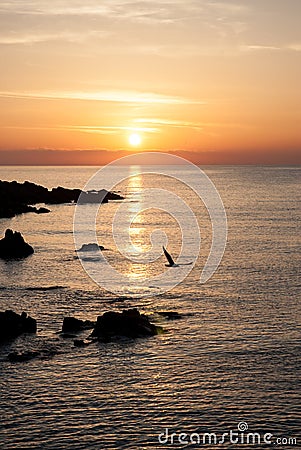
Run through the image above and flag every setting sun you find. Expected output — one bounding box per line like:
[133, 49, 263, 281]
[129, 133, 142, 147]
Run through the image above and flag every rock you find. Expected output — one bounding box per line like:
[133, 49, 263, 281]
[47, 186, 82, 204]
[91, 308, 159, 339]
[0, 180, 124, 218]
[0, 310, 37, 342]
[74, 339, 91, 347]
[77, 189, 122, 204]
[36, 207, 51, 214]
[0, 229, 34, 259]
[157, 311, 182, 320]
[8, 350, 40, 362]
[62, 316, 95, 333]
[77, 243, 105, 252]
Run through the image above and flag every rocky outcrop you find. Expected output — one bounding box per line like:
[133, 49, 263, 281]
[0, 180, 124, 218]
[0, 229, 34, 259]
[91, 308, 159, 339]
[0, 310, 37, 342]
[62, 317, 95, 333]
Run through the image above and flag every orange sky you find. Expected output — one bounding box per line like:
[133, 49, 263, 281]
[0, 0, 300, 164]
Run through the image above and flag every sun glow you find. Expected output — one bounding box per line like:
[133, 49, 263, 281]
[129, 133, 142, 146]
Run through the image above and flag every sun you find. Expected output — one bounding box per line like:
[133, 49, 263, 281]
[129, 133, 142, 146]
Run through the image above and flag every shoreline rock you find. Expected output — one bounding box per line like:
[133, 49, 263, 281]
[0, 180, 124, 219]
[0, 229, 34, 259]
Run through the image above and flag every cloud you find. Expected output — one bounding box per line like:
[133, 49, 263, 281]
[0, 0, 252, 56]
[240, 43, 301, 53]
[134, 118, 204, 130]
[240, 44, 281, 52]
[0, 30, 109, 45]
[1, 125, 159, 134]
[287, 43, 301, 52]
[0, 89, 203, 105]
[134, 118, 250, 131]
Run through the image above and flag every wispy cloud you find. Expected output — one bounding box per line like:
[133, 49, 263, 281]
[0, 0, 250, 25]
[63, 125, 159, 134]
[2, 125, 159, 134]
[0, 1, 112, 16]
[240, 44, 281, 52]
[0, 30, 109, 45]
[0, 90, 202, 105]
[240, 43, 301, 53]
[134, 118, 204, 130]
[134, 118, 251, 133]
[287, 43, 301, 52]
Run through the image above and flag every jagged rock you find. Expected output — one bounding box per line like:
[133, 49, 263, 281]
[62, 317, 95, 333]
[0, 310, 37, 342]
[77, 243, 104, 252]
[0, 229, 34, 259]
[91, 308, 159, 339]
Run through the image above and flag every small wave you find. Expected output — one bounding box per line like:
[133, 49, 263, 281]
[25, 286, 66, 291]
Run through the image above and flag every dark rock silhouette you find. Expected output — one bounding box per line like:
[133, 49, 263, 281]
[36, 207, 50, 214]
[77, 243, 105, 252]
[91, 308, 159, 339]
[8, 350, 40, 362]
[0, 229, 34, 259]
[73, 339, 91, 347]
[157, 311, 182, 320]
[0, 310, 37, 342]
[62, 316, 95, 333]
[0, 180, 124, 218]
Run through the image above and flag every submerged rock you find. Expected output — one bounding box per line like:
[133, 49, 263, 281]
[91, 308, 159, 339]
[73, 339, 91, 347]
[0, 229, 34, 259]
[77, 243, 104, 252]
[62, 316, 95, 333]
[157, 311, 182, 320]
[0, 310, 37, 342]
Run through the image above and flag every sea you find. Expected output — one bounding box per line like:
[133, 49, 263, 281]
[0, 165, 300, 449]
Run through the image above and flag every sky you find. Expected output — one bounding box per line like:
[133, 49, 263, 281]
[0, 0, 300, 164]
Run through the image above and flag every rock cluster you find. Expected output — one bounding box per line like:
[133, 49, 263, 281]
[0, 180, 123, 218]
[2, 308, 163, 363]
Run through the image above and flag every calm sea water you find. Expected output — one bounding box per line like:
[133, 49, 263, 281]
[0, 166, 300, 449]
